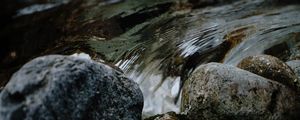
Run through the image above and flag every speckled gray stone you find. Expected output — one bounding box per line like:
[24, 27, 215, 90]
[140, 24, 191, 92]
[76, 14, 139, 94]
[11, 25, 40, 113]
[182, 63, 299, 120]
[0, 55, 143, 120]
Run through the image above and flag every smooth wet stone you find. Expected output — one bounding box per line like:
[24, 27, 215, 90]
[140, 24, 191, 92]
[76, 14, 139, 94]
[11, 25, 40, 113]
[0, 55, 143, 120]
[237, 55, 299, 90]
[182, 63, 299, 120]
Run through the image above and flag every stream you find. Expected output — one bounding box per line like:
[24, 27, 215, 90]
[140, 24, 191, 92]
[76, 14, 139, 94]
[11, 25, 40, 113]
[89, 0, 300, 117]
[1, 0, 300, 118]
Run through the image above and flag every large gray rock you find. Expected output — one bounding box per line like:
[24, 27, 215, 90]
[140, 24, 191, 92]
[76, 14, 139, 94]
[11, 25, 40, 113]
[182, 63, 299, 120]
[237, 55, 299, 90]
[0, 55, 143, 120]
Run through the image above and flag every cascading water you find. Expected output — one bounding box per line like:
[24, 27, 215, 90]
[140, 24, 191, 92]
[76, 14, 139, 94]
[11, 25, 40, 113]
[88, 0, 300, 117]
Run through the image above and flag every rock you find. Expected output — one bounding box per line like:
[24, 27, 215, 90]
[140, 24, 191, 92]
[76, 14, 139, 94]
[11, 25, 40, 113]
[182, 63, 299, 120]
[263, 42, 291, 62]
[287, 60, 300, 78]
[237, 55, 299, 90]
[0, 55, 143, 120]
[144, 111, 187, 120]
[286, 60, 300, 88]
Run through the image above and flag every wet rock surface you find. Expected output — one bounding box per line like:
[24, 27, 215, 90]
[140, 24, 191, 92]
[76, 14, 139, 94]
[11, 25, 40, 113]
[0, 55, 143, 120]
[237, 55, 299, 90]
[144, 111, 187, 120]
[182, 63, 299, 120]
[263, 42, 292, 61]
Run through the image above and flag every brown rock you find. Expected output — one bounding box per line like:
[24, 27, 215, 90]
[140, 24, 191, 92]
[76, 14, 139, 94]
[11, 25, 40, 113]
[144, 112, 187, 120]
[182, 63, 299, 120]
[237, 55, 299, 90]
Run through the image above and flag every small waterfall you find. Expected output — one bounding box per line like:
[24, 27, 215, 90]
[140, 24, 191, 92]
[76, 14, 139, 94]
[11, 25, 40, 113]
[88, 0, 300, 117]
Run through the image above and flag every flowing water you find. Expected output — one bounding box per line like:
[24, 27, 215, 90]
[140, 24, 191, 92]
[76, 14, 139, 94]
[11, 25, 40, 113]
[4, 0, 299, 117]
[88, 0, 300, 117]
[15, 0, 70, 17]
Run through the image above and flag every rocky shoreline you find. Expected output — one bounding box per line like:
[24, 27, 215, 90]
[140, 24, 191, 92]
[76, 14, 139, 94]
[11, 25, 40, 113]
[1, 0, 300, 119]
[0, 54, 300, 119]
